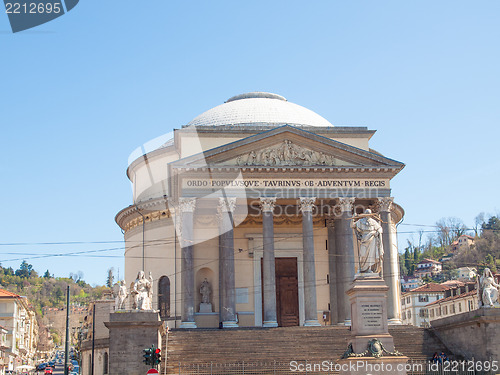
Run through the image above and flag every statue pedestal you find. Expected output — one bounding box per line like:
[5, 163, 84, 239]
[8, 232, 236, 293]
[347, 274, 394, 352]
[199, 303, 212, 313]
[340, 274, 408, 375]
[105, 311, 163, 375]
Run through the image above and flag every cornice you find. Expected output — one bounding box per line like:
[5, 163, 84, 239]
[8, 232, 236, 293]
[115, 197, 171, 231]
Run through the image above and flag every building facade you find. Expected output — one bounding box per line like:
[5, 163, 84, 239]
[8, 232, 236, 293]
[115, 92, 406, 328]
[0, 289, 38, 372]
[401, 283, 449, 327]
[400, 275, 423, 292]
[79, 300, 112, 375]
[0, 325, 8, 375]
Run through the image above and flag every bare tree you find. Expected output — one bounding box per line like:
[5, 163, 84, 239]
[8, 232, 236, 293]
[474, 212, 486, 237]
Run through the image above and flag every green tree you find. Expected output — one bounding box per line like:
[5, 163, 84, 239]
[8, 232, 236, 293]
[43, 270, 51, 279]
[404, 248, 411, 274]
[15, 260, 34, 278]
[106, 268, 114, 288]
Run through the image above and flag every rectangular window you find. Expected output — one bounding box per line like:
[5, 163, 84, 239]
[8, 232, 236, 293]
[459, 303, 462, 312]
[430, 309, 434, 318]
[419, 295, 429, 303]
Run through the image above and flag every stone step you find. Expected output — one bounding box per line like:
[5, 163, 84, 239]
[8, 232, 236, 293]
[162, 326, 450, 374]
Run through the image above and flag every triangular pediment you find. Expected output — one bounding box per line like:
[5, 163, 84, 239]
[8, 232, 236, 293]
[170, 125, 404, 171]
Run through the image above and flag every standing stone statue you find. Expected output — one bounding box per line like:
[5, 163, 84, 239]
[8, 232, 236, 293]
[478, 268, 500, 308]
[200, 278, 211, 304]
[130, 270, 154, 310]
[199, 278, 213, 313]
[114, 280, 128, 310]
[351, 209, 384, 274]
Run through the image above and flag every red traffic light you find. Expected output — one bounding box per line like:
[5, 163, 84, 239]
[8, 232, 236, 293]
[155, 348, 161, 354]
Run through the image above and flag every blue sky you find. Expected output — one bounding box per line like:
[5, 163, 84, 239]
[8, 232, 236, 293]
[1, 1, 499, 285]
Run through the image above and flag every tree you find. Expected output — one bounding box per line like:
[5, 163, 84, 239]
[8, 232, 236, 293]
[15, 260, 34, 278]
[43, 270, 51, 279]
[485, 254, 497, 273]
[106, 268, 114, 288]
[404, 248, 411, 275]
[474, 212, 486, 237]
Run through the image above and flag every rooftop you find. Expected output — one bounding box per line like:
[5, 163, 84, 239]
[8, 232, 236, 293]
[0, 289, 20, 298]
[407, 283, 450, 293]
[426, 290, 477, 306]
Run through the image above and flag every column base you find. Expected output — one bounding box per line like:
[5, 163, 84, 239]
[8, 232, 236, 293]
[222, 321, 239, 328]
[263, 320, 278, 328]
[388, 318, 402, 325]
[304, 320, 321, 327]
[179, 321, 197, 329]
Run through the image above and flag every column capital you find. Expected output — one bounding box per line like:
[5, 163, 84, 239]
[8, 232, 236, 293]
[259, 197, 276, 213]
[299, 197, 316, 213]
[338, 197, 355, 213]
[178, 197, 196, 213]
[218, 197, 236, 213]
[377, 197, 394, 212]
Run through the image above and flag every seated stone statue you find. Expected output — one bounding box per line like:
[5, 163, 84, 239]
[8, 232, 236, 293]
[130, 270, 154, 310]
[479, 268, 500, 308]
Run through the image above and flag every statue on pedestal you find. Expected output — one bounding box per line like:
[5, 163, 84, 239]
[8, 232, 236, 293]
[478, 268, 500, 308]
[199, 278, 212, 313]
[131, 270, 153, 310]
[114, 280, 128, 310]
[351, 209, 384, 274]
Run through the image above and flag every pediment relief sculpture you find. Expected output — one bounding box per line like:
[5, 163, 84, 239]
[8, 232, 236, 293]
[235, 139, 338, 166]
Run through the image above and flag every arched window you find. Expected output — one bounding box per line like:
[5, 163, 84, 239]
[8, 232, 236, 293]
[158, 276, 170, 319]
[103, 352, 109, 374]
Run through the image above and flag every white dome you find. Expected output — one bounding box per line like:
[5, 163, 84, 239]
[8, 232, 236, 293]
[186, 92, 333, 128]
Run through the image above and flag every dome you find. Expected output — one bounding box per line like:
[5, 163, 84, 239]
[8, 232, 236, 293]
[186, 92, 333, 128]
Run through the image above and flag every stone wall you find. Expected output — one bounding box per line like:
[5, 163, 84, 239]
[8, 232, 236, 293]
[430, 308, 500, 361]
[105, 311, 162, 375]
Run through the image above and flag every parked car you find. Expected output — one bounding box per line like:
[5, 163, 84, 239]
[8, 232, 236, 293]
[37, 363, 47, 371]
[44, 367, 53, 375]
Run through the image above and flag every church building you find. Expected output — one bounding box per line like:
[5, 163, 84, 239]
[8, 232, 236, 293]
[115, 92, 405, 329]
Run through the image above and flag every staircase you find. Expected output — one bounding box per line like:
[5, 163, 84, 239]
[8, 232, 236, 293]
[163, 326, 449, 374]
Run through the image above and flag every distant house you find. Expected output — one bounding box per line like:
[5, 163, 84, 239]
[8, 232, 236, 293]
[400, 275, 423, 292]
[414, 259, 442, 278]
[451, 235, 475, 252]
[401, 283, 449, 327]
[456, 266, 477, 281]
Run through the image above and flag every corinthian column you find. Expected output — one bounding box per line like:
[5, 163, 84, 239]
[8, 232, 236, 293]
[326, 218, 338, 325]
[260, 197, 278, 327]
[218, 197, 238, 328]
[378, 197, 402, 324]
[179, 197, 197, 328]
[336, 197, 355, 325]
[300, 197, 321, 326]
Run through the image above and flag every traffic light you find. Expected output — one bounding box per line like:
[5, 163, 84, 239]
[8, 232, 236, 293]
[153, 348, 161, 367]
[143, 348, 153, 366]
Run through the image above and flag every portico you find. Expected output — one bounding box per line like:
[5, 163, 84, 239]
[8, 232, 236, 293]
[115, 92, 406, 329]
